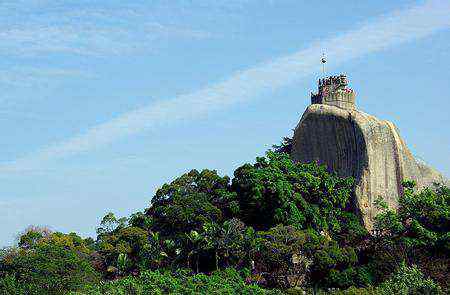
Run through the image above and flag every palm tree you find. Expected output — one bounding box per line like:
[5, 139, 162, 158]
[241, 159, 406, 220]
[185, 230, 202, 272]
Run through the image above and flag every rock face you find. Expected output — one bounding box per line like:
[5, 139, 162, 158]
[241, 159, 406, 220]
[291, 75, 447, 229]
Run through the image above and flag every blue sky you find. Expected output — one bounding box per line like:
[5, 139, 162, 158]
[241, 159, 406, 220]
[1, 0, 449, 246]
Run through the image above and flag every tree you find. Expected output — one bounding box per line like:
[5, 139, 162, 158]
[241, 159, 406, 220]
[96, 225, 151, 275]
[200, 218, 254, 271]
[272, 136, 293, 154]
[232, 151, 364, 240]
[254, 225, 313, 288]
[96, 212, 128, 236]
[377, 263, 442, 295]
[371, 181, 450, 290]
[17, 225, 51, 249]
[146, 169, 239, 238]
[0, 229, 100, 294]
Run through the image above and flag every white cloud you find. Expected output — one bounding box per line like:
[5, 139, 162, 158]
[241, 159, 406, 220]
[0, 23, 209, 57]
[0, 2, 213, 102]
[1, 0, 449, 173]
[0, 2, 212, 57]
[0, 67, 95, 88]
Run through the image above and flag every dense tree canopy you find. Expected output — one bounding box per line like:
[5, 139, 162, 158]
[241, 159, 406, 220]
[0, 227, 100, 294]
[0, 145, 447, 294]
[369, 181, 450, 290]
[232, 152, 366, 240]
[147, 169, 239, 237]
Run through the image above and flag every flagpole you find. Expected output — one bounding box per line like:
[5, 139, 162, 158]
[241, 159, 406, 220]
[321, 53, 326, 76]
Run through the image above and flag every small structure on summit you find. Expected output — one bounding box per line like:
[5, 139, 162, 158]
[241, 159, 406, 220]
[311, 74, 356, 110]
[291, 74, 448, 230]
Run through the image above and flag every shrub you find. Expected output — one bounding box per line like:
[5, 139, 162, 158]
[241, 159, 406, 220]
[71, 268, 282, 295]
[377, 263, 442, 295]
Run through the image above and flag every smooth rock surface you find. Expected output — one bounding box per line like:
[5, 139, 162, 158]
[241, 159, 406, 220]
[291, 104, 448, 229]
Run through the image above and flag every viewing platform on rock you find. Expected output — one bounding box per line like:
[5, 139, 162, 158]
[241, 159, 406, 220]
[311, 74, 356, 110]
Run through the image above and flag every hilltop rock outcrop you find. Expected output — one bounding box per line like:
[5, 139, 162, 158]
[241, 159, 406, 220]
[291, 75, 447, 229]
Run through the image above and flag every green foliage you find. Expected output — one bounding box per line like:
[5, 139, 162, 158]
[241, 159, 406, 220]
[323, 286, 379, 295]
[377, 263, 442, 295]
[197, 218, 255, 270]
[1, 138, 448, 294]
[96, 215, 157, 274]
[371, 182, 450, 289]
[117, 253, 128, 275]
[148, 169, 239, 237]
[288, 265, 440, 294]
[128, 211, 153, 231]
[71, 268, 282, 295]
[374, 182, 449, 251]
[0, 274, 26, 295]
[0, 229, 100, 295]
[232, 152, 363, 239]
[96, 212, 128, 236]
[17, 226, 51, 249]
[230, 152, 369, 289]
[255, 225, 312, 273]
[272, 136, 293, 154]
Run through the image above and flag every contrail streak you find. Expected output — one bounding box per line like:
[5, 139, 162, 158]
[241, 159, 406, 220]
[2, 0, 449, 172]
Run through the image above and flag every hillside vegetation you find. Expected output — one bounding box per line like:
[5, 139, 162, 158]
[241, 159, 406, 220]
[1, 144, 448, 294]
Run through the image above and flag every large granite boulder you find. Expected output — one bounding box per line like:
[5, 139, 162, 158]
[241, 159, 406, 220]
[291, 75, 447, 229]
